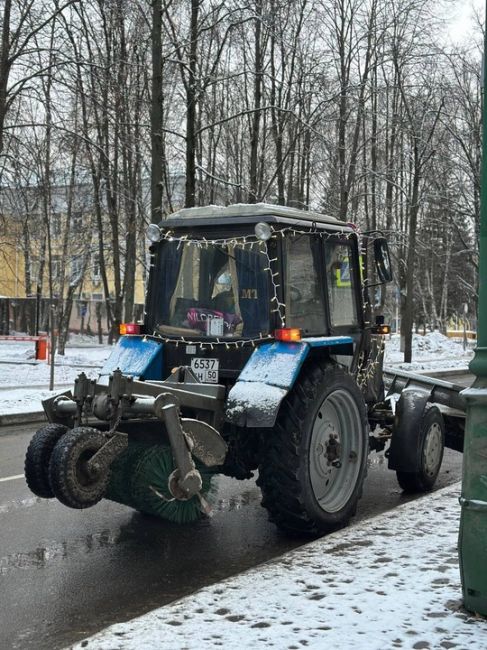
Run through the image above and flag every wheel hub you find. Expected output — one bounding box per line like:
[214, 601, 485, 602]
[76, 450, 99, 486]
[325, 433, 341, 465]
[314, 423, 340, 479]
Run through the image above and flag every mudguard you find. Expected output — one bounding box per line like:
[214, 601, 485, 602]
[387, 388, 431, 472]
[100, 336, 164, 380]
[226, 336, 353, 427]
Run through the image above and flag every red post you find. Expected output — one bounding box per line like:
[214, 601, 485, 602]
[35, 337, 47, 361]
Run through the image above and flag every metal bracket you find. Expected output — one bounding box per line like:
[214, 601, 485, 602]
[459, 497, 487, 512]
[86, 432, 128, 477]
[107, 369, 134, 429]
[43, 391, 75, 426]
[154, 394, 202, 499]
[73, 372, 95, 426]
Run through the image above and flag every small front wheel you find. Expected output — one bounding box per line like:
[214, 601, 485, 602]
[258, 363, 368, 536]
[396, 405, 445, 493]
[49, 427, 109, 509]
[25, 423, 68, 498]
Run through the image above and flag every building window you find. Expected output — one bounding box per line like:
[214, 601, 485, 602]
[51, 213, 61, 237]
[72, 211, 83, 233]
[30, 259, 40, 284]
[51, 255, 61, 280]
[92, 252, 100, 281]
[70, 255, 83, 282]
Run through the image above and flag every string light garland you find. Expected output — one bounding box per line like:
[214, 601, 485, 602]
[263, 240, 285, 327]
[145, 332, 274, 350]
[158, 225, 355, 247]
[146, 223, 393, 421]
[356, 339, 386, 390]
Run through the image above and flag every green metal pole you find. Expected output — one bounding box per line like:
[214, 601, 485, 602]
[459, 1, 487, 616]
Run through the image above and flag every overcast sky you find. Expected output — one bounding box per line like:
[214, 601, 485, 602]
[448, 0, 484, 43]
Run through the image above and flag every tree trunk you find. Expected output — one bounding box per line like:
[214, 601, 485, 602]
[58, 283, 77, 355]
[0, 0, 12, 155]
[248, 0, 263, 204]
[151, 0, 164, 222]
[185, 0, 199, 208]
[401, 160, 420, 363]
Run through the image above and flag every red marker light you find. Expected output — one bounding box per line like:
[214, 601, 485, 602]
[274, 328, 302, 342]
[120, 323, 141, 335]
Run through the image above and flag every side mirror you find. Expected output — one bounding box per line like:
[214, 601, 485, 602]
[373, 238, 393, 283]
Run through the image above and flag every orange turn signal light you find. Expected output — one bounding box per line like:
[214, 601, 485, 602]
[274, 328, 302, 342]
[120, 323, 141, 335]
[374, 324, 391, 336]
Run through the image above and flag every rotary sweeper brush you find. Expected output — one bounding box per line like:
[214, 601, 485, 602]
[25, 204, 454, 535]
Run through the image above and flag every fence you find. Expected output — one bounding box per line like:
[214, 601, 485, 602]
[0, 297, 144, 337]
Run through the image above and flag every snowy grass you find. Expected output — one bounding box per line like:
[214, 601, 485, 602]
[0, 339, 112, 414]
[384, 331, 472, 371]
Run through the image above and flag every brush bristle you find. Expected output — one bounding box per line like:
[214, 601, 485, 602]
[106, 441, 215, 523]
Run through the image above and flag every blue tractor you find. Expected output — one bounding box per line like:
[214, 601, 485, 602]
[24, 203, 410, 536]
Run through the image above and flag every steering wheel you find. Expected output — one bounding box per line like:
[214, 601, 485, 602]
[289, 285, 302, 302]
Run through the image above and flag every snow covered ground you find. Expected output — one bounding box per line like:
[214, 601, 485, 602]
[0, 338, 111, 414]
[70, 483, 487, 650]
[384, 331, 473, 371]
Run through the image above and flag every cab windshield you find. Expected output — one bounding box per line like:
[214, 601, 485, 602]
[151, 240, 271, 339]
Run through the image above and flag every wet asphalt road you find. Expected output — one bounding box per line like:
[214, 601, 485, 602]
[0, 424, 463, 650]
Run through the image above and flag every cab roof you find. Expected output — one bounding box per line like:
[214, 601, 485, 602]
[161, 203, 353, 232]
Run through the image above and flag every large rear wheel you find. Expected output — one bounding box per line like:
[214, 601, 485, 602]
[257, 363, 368, 536]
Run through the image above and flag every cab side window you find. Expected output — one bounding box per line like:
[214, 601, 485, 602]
[285, 235, 326, 334]
[324, 241, 358, 327]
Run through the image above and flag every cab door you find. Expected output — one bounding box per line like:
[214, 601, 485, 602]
[322, 236, 364, 371]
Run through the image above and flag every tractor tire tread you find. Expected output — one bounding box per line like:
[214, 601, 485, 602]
[25, 423, 68, 498]
[396, 404, 445, 494]
[49, 427, 108, 509]
[257, 362, 367, 536]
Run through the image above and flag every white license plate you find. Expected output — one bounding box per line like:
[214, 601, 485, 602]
[190, 358, 219, 383]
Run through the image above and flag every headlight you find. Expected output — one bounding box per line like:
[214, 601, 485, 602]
[255, 222, 272, 241]
[146, 223, 161, 243]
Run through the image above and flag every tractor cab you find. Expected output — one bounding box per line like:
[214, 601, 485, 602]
[143, 203, 374, 385]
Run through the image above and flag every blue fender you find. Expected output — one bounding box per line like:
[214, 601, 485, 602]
[100, 336, 164, 380]
[226, 336, 353, 427]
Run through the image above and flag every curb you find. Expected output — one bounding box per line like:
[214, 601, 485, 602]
[0, 411, 46, 429]
[0, 383, 72, 392]
[0, 359, 100, 368]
